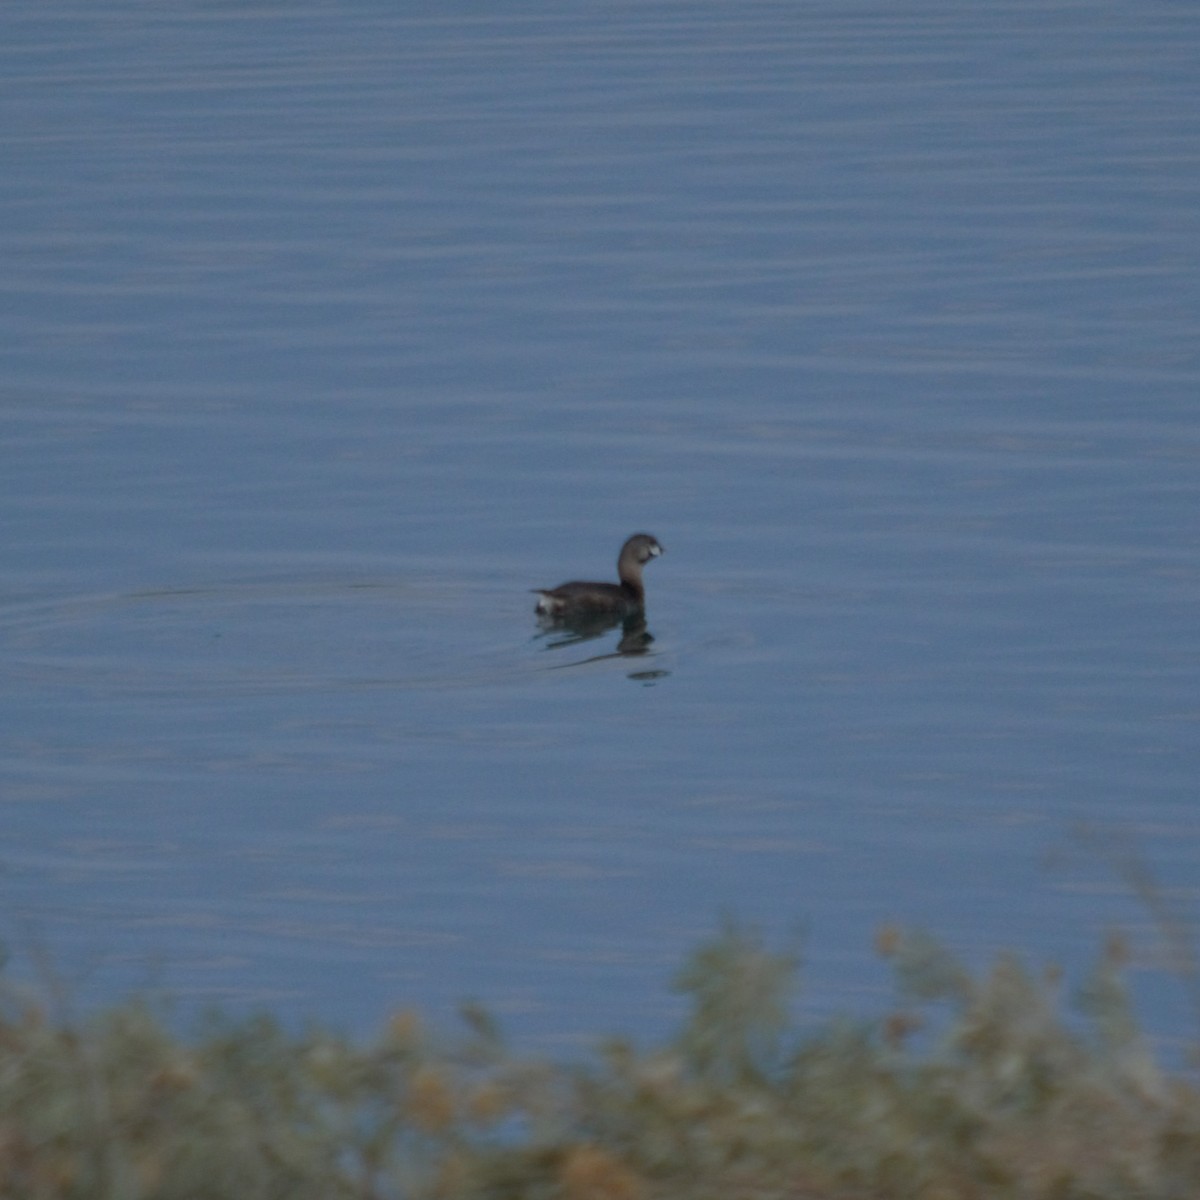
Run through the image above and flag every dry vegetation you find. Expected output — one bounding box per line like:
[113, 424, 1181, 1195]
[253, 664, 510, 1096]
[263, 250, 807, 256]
[0, 923, 1197, 1199]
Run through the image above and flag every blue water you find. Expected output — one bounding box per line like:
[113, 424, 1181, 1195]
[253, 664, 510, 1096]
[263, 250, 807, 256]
[3, 2, 1198, 1052]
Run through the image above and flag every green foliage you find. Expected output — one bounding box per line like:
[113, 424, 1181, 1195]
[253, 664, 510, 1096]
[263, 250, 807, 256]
[671, 917, 799, 1085]
[0, 925, 1197, 1199]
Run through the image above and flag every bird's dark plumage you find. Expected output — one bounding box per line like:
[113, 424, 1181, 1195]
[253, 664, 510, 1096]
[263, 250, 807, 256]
[532, 533, 664, 620]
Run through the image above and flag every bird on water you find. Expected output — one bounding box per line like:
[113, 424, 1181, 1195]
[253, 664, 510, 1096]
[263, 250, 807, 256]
[532, 533, 664, 620]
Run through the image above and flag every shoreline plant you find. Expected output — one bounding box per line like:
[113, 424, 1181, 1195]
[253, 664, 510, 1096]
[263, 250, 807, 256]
[0, 923, 1196, 1199]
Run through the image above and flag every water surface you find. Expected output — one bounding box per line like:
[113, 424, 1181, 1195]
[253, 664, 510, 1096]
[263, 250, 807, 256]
[3, 2, 1199, 1050]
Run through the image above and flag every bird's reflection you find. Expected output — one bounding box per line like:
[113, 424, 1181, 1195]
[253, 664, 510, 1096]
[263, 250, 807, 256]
[535, 611, 668, 679]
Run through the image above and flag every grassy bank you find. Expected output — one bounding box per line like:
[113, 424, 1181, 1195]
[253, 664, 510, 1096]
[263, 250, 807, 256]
[0, 924, 1197, 1199]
